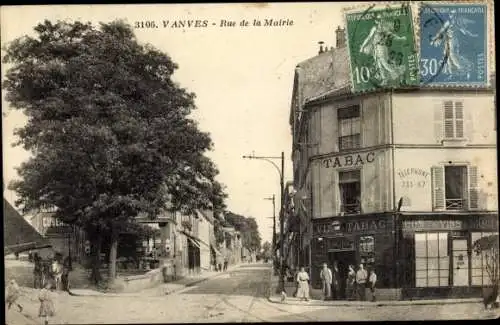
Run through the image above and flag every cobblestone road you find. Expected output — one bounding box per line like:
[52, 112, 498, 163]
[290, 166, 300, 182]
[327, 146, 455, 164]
[5, 263, 499, 324]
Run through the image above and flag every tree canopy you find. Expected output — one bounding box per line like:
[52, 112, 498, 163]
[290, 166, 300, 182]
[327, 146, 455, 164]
[3, 19, 227, 279]
[223, 211, 261, 253]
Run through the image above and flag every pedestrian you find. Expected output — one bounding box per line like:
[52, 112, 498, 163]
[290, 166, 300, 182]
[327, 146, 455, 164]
[33, 253, 43, 289]
[319, 263, 332, 300]
[331, 261, 340, 300]
[6, 279, 23, 312]
[368, 269, 377, 302]
[61, 255, 72, 292]
[295, 266, 310, 301]
[223, 256, 228, 271]
[355, 264, 368, 301]
[346, 264, 356, 300]
[38, 282, 56, 325]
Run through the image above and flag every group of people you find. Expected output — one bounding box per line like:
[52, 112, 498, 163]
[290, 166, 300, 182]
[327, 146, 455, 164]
[32, 252, 72, 292]
[215, 256, 229, 272]
[323, 262, 377, 302]
[292, 262, 377, 302]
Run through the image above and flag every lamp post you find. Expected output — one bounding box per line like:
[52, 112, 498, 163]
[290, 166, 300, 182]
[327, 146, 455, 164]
[243, 151, 285, 293]
[264, 194, 277, 275]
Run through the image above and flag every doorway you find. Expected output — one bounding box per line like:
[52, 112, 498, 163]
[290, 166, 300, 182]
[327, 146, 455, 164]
[328, 250, 356, 299]
[452, 238, 469, 286]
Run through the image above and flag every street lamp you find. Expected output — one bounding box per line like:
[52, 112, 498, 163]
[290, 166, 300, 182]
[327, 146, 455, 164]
[243, 151, 285, 293]
[264, 195, 277, 275]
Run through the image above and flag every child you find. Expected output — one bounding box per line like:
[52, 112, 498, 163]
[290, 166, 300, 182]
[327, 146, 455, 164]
[6, 279, 23, 312]
[39, 282, 55, 325]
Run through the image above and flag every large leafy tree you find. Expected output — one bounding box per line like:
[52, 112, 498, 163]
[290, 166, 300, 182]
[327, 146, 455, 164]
[3, 20, 226, 282]
[224, 211, 261, 253]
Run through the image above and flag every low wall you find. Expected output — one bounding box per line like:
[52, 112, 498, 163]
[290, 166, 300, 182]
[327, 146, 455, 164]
[119, 268, 164, 293]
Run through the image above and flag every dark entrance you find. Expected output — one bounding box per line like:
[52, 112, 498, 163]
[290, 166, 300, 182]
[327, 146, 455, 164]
[328, 250, 356, 299]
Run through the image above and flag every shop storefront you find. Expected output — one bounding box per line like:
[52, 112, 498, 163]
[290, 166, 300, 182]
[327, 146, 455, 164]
[398, 213, 498, 299]
[311, 213, 396, 299]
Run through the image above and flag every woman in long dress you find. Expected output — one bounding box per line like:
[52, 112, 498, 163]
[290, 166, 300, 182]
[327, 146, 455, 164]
[295, 267, 310, 301]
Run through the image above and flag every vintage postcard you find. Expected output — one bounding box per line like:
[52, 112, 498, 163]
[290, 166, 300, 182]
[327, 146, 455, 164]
[2, 2, 498, 324]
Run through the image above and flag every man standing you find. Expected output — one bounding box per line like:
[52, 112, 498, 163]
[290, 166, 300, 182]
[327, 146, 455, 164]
[319, 263, 332, 301]
[368, 269, 377, 302]
[356, 264, 368, 301]
[331, 261, 340, 300]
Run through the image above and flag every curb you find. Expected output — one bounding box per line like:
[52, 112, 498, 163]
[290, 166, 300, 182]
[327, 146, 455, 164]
[266, 297, 483, 307]
[69, 264, 242, 297]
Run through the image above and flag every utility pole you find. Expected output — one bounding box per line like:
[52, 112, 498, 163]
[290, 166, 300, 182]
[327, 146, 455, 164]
[243, 151, 286, 293]
[264, 194, 277, 275]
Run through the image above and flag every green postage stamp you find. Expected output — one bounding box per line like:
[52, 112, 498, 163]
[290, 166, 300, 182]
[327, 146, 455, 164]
[345, 4, 419, 92]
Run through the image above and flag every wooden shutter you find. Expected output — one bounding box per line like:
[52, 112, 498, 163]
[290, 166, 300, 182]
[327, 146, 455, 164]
[444, 101, 454, 138]
[468, 166, 479, 209]
[454, 101, 464, 138]
[432, 166, 445, 210]
[434, 102, 444, 143]
[464, 103, 474, 141]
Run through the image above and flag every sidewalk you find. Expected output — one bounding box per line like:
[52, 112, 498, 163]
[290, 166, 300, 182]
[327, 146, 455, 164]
[267, 272, 483, 307]
[70, 264, 241, 297]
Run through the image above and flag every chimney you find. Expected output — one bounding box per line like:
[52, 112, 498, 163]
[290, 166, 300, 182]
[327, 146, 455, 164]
[318, 41, 324, 54]
[336, 26, 346, 48]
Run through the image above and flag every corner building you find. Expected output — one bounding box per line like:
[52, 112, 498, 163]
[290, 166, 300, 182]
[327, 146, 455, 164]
[289, 27, 497, 300]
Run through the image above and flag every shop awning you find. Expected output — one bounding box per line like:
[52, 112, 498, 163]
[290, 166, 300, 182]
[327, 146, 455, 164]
[180, 229, 211, 249]
[187, 236, 201, 248]
[3, 199, 52, 255]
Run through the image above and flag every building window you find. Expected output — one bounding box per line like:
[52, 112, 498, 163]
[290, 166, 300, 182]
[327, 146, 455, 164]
[415, 232, 449, 287]
[444, 101, 464, 139]
[359, 236, 375, 267]
[431, 165, 479, 210]
[471, 232, 496, 286]
[339, 170, 361, 214]
[338, 105, 361, 151]
[444, 166, 467, 210]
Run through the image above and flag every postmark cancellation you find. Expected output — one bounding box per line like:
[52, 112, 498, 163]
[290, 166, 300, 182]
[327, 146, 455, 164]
[419, 1, 489, 87]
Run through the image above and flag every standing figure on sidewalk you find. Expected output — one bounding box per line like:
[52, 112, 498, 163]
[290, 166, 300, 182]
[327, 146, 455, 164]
[346, 265, 356, 300]
[6, 279, 23, 312]
[331, 262, 340, 300]
[38, 282, 55, 325]
[319, 263, 332, 301]
[223, 256, 228, 271]
[296, 266, 310, 301]
[61, 255, 72, 292]
[33, 253, 43, 289]
[355, 264, 368, 301]
[368, 269, 377, 302]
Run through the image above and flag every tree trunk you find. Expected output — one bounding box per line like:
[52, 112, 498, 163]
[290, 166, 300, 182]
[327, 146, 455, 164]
[90, 234, 102, 285]
[108, 226, 119, 282]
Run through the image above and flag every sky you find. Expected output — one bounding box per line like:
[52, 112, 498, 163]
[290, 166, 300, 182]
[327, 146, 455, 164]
[1, 3, 347, 244]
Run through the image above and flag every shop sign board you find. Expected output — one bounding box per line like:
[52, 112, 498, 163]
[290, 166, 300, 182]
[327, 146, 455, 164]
[313, 216, 392, 237]
[402, 215, 498, 232]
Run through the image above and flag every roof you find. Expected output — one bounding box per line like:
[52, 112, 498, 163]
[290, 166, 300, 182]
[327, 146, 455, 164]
[3, 198, 52, 255]
[289, 46, 350, 136]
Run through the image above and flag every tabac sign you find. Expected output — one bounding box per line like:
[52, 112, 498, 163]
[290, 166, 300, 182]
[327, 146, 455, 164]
[313, 216, 392, 237]
[322, 151, 376, 169]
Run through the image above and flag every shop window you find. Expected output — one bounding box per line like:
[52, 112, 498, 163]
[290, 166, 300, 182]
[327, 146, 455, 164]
[338, 105, 361, 151]
[359, 236, 375, 268]
[415, 232, 449, 287]
[431, 165, 479, 210]
[471, 232, 496, 286]
[339, 170, 361, 214]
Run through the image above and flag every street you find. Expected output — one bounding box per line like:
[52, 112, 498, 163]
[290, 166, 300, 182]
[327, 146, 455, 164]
[5, 263, 499, 324]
